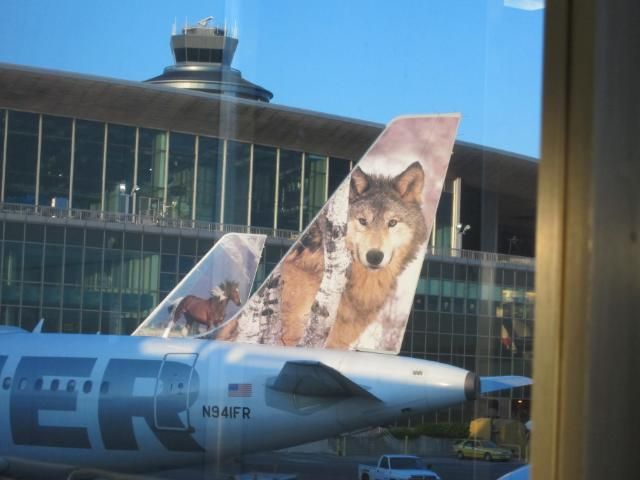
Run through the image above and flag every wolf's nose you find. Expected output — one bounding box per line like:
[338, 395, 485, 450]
[366, 250, 384, 266]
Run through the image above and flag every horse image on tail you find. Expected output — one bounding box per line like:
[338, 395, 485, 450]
[167, 280, 242, 335]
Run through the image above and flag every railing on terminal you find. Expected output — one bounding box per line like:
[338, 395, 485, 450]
[426, 245, 535, 267]
[0, 202, 535, 266]
[0, 202, 299, 241]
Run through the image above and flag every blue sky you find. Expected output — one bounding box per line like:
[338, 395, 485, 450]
[0, 0, 544, 157]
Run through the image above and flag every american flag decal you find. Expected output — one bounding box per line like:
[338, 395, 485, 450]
[228, 383, 252, 397]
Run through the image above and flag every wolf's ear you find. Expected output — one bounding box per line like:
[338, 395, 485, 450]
[393, 162, 424, 202]
[350, 166, 370, 201]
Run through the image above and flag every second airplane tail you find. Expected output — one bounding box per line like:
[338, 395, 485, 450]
[132, 233, 266, 338]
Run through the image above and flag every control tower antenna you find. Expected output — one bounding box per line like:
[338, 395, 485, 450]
[197, 16, 214, 27]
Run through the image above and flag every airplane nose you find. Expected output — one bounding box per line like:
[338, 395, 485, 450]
[464, 371, 480, 401]
[366, 249, 384, 266]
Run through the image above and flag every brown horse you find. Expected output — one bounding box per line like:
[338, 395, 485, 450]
[169, 280, 241, 335]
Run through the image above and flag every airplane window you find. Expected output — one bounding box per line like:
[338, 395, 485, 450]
[51, 379, 59, 391]
[67, 379, 76, 392]
[34, 378, 43, 391]
[83, 380, 92, 393]
[18, 378, 27, 390]
[1, 377, 10, 390]
[100, 381, 109, 394]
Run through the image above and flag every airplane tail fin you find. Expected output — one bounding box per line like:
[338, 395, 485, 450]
[132, 233, 266, 338]
[204, 115, 460, 353]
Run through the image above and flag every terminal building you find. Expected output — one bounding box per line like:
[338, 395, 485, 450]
[0, 20, 536, 423]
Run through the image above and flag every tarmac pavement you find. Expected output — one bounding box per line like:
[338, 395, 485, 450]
[161, 452, 526, 480]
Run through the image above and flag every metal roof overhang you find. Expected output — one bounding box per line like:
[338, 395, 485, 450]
[0, 63, 382, 160]
[0, 63, 538, 202]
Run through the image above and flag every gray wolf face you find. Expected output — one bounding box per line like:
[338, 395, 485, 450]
[347, 162, 427, 270]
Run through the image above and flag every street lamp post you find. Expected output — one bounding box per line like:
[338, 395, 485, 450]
[456, 223, 471, 252]
[118, 183, 140, 216]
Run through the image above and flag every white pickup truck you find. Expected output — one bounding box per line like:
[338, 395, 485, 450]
[358, 454, 441, 480]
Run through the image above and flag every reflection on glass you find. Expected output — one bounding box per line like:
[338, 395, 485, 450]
[103, 249, 122, 290]
[63, 286, 81, 308]
[5, 111, 38, 204]
[64, 246, 83, 285]
[251, 145, 276, 228]
[39, 115, 72, 207]
[328, 157, 351, 197]
[137, 128, 167, 216]
[105, 124, 135, 213]
[84, 247, 102, 290]
[277, 149, 302, 230]
[122, 249, 142, 292]
[402, 258, 535, 420]
[44, 245, 63, 284]
[436, 190, 453, 248]
[23, 243, 43, 283]
[167, 132, 195, 219]
[61, 309, 80, 333]
[223, 141, 250, 225]
[0, 217, 193, 332]
[73, 119, 104, 210]
[303, 153, 327, 226]
[2, 242, 23, 283]
[0, 110, 5, 189]
[195, 136, 222, 222]
[81, 312, 100, 334]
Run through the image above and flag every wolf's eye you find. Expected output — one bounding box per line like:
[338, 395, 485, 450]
[358, 218, 367, 226]
[388, 219, 398, 227]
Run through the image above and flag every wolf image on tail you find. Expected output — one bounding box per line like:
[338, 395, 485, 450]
[211, 115, 459, 353]
[280, 161, 427, 348]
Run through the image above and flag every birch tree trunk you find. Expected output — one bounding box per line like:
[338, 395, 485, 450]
[299, 183, 351, 347]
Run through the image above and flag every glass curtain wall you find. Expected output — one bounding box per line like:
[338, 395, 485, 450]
[405, 259, 534, 422]
[277, 149, 302, 231]
[137, 128, 167, 216]
[327, 157, 351, 197]
[4, 111, 38, 204]
[435, 191, 453, 249]
[104, 124, 135, 213]
[251, 145, 277, 228]
[23, 228, 44, 328]
[39, 115, 72, 207]
[167, 132, 195, 219]
[0, 112, 347, 232]
[302, 153, 327, 227]
[0, 222, 203, 335]
[63, 227, 83, 333]
[195, 136, 222, 223]
[223, 140, 250, 225]
[72, 119, 104, 210]
[2, 223, 24, 327]
[0, 110, 5, 188]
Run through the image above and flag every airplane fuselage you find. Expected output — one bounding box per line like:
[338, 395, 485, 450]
[0, 330, 472, 473]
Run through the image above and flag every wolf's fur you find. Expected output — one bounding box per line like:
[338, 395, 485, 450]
[279, 161, 427, 348]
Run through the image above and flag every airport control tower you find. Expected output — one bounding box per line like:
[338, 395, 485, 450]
[145, 16, 273, 102]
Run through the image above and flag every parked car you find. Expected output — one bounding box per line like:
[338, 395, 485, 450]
[358, 454, 441, 480]
[453, 439, 512, 461]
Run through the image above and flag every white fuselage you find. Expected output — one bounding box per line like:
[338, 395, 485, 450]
[0, 332, 470, 473]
